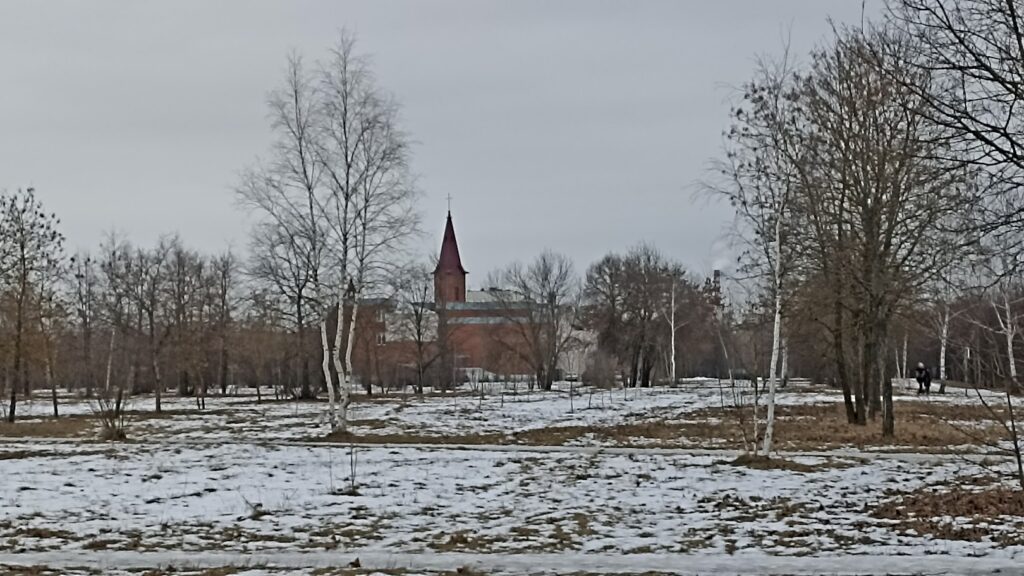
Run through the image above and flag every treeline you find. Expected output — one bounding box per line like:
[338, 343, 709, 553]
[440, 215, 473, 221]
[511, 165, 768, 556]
[712, 0, 1024, 441]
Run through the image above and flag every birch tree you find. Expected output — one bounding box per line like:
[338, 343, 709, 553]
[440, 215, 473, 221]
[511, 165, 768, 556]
[715, 48, 802, 455]
[315, 32, 418, 429]
[243, 34, 418, 430]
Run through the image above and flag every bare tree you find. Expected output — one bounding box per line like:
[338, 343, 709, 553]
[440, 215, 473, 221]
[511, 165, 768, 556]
[389, 263, 439, 394]
[237, 51, 330, 400]
[211, 251, 239, 396]
[128, 240, 173, 413]
[241, 33, 418, 430]
[789, 24, 972, 436]
[70, 253, 99, 397]
[890, 0, 1024, 210]
[0, 188, 65, 422]
[314, 32, 419, 429]
[489, 251, 582, 391]
[713, 44, 803, 455]
[246, 220, 321, 398]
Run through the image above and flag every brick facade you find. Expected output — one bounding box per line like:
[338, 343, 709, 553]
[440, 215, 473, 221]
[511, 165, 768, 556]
[348, 212, 536, 389]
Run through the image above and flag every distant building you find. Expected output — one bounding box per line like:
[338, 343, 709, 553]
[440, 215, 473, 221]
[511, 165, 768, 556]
[349, 211, 537, 389]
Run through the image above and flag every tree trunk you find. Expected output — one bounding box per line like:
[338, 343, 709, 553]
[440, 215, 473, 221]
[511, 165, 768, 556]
[7, 388, 15, 423]
[669, 283, 676, 385]
[219, 338, 228, 396]
[320, 317, 336, 428]
[762, 237, 783, 456]
[47, 351, 58, 418]
[338, 296, 360, 433]
[939, 306, 949, 394]
[15, 274, 27, 398]
[151, 351, 162, 413]
[84, 325, 94, 398]
[894, 347, 902, 381]
[901, 333, 908, 387]
[882, 356, 894, 437]
[834, 295, 856, 424]
[857, 325, 874, 426]
[780, 338, 789, 388]
[297, 301, 312, 399]
[1007, 293, 1015, 387]
[869, 339, 882, 422]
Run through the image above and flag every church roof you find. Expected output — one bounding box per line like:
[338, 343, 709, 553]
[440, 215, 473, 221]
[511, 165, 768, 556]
[434, 211, 466, 275]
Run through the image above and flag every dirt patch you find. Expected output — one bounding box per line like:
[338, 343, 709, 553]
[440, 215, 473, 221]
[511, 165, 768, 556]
[876, 487, 1024, 519]
[6, 526, 76, 540]
[319, 397, 1011, 452]
[0, 450, 53, 460]
[720, 453, 820, 473]
[428, 529, 504, 552]
[346, 418, 393, 430]
[677, 401, 1009, 451]
[323, 430, 506, 445]
[0, 566, 95, 576]
[0, 417, 95, 439]
[874, 487, 1024, 545]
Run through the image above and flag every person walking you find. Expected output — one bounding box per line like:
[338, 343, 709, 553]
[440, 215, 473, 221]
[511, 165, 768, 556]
[915, 362, 932, 395]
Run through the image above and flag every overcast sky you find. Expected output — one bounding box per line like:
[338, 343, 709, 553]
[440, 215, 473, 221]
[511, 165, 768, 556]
[0, 1, 880, 286]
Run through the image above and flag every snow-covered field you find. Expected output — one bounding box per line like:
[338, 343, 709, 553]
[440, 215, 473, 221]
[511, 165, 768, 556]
[3, 381, 1023, 575]
[4, 380, 853, 442]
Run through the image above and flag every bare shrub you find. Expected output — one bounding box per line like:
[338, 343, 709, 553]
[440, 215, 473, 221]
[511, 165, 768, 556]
[92, 388, 127, 441]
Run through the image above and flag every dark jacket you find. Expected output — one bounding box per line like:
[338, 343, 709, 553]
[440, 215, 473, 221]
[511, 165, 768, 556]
[915, 367, 932, 387]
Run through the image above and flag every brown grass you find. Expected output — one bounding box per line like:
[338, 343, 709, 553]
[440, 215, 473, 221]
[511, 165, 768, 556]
[323, 430, 507, 445]
[0, 417, 94, 439]
[6, 526, 75, 540]
[607, 400, 1009, 451]
[0, 566, 70, 576]
[0, 450, 52, 460]
[721, 453, 819, 473]
[873, 487, 1024, 545]
[876, 487, 1024, 519]
[315, 397, 1011, 452]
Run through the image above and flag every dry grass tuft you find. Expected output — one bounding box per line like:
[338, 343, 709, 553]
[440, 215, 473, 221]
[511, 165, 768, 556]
[874, 487, 1024, 545]
[722, 453, 819, 473]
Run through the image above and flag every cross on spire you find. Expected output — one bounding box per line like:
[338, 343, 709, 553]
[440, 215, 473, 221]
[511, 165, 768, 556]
[446, 193, 453, 212]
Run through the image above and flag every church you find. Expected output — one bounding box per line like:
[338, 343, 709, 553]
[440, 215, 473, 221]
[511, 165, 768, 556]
[348, 211, 540, 390]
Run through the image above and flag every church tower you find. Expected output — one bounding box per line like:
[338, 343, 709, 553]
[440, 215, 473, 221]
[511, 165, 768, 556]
[434, 211, 467, 304]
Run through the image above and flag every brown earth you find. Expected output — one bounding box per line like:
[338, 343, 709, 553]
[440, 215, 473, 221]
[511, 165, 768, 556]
[324, 400, 1012, 452]
[873, 487, 1024, 545]
[0, 417, 95, 439]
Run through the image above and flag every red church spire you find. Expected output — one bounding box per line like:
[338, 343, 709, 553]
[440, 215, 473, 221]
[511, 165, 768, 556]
[434, 211, 466, 275]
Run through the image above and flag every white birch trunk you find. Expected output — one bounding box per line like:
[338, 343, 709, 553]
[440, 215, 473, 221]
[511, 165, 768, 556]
[105, 329, 116, 393]
[964, 346, 971, 386]
[340, 298, 360, 432]
[761, 215, 783, 457]
[320, 318, 336, 428]
[894, 348, 902, 381]
[331, 297, 346, 429]
[939, 305, 949, 382]
[1007, 294, 1018, 384]
[669, 283, 676, 385]
[901, 334, 908, 385]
